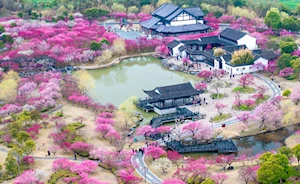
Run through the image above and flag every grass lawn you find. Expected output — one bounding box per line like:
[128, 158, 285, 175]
[232, 104, 255, 111]
[232, 86, 256, 93]
[212, 113, 232, 122]
[210, 93, 224, 99]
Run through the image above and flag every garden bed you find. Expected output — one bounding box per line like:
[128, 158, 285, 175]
[212, 113, 232, 122]
[210, 93, 225, 99]
[232, 86, 256, 93]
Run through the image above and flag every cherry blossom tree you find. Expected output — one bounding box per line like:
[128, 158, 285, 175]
[279, 67, 294, 77]
[155, 45, 169, 58]
[152, 157, 172, 173]
[210, 81, 225, 98]
[233, 92, 242, 108]
[239, 74, 254, 88]
[215, 103, 227, 115]
[212, 69, 226, 81]
[239, 166, 259, 184]
[155, 126, 171, 135]
[105, 129, 121, 144]
[145, 146, 166, 160]
[70, 142, 92, 155]
[14, 170, 44, 184]
[95, 124, 113, 137]
[167, 150, 182, 168]
[136, 125, 155, 138]
[198, 70, 213, 82]
[253, 102, 283, 130]
[182, 121, 201, 137]
[212, 173, 228, 184]
[237, 112, 251, 127]
[162, 178, 185, 184]
[96, 117, 114, 126]
[215, 154, 235, 171]
[195, 82, 207, 91]
[48, 145, 60, 155]
[117, 168, 142, 184]
[242, 99, 255, 108]
[290, 86, 300, 105]
[256, 85, 268, 100]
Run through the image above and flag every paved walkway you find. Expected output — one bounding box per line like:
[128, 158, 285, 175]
[132, 72, 281, 184]
[75, 52, 155, 70]
[132, 154, 162, 184]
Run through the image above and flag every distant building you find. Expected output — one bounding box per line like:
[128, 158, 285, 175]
[140, 3, 210, 37]
[167, 28, 279, 75]
[137, 82, 203, 115]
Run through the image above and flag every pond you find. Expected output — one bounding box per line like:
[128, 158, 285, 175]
[87, 56, 199, 106]
[184, 124, 300, 159]
[87, 56, 199, 125]
[233, 124, 300, 156]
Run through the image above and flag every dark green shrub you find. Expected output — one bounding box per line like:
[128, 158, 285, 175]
[69, 14, 74, 21]
[17, 12, 23, 18]
[287, 74, 297, 80]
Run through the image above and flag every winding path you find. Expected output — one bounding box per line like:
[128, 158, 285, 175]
[132, 73, 281, 184]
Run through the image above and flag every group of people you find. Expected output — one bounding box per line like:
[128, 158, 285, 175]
[133, 148, 145, 156]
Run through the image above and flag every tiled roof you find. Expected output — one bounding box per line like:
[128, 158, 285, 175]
[152, 3, 180, 18]
[220, 28, 247, 41]
[223, 45, 247, 53]
[167, 40, 181, 48]
[140, 17, 161, 29]
[156, 23, 210, 34]
[252, 49, 280, 60]
[185, 49, 216, 60]
[184, 7, 205, 17]
[144, 82, 202, 101]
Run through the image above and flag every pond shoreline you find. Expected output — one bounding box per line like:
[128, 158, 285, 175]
[75, 52, 155, 70]
[232, 123, 300, 140]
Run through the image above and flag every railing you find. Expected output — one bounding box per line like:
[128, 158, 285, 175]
[150, 108, 199, 128]
[166, 139, 237, 154]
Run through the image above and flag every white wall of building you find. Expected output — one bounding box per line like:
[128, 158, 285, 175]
[170, 20, 197, 26]
[180, 50, 187, 58]
[237, 35, 257, 50]
[254, 57, 268, 67]
[224, 64, 253, 75]
[170, 12, 199, 26]
[154, 107, 177, 115]
[197, 20, 204, 24]
[171, 43, 184, 57]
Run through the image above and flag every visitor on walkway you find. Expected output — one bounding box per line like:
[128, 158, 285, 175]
[48, 151, 51, 156]
[74, 153, 77, 160]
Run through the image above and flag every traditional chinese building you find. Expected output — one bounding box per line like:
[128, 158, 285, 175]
[137, 82, 203, 115]
[140, 3, 210, 37]
[167, 28, 279, 75]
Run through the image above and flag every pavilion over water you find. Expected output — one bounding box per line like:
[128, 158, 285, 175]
[137, 82, 203, 115]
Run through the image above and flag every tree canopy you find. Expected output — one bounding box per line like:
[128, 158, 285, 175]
[230, 49, 255, 66]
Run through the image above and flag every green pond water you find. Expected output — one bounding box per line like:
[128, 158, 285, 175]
[87, 56, 199, 106]
[86, 56, 199, 124]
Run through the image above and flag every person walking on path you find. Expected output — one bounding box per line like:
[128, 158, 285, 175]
[47, 151, 51, 156]
[74, 153, 77, 160]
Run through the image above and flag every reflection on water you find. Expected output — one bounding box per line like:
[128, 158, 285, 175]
[233, 124, 300, 156]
